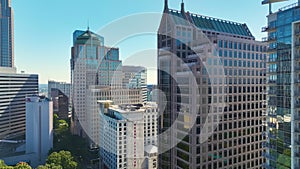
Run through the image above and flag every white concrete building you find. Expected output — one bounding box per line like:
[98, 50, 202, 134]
[86, 86, 143, 147]
[144, 145, 158, 169]
[25, 95, 53, 167]
[99, 101, 158, 169]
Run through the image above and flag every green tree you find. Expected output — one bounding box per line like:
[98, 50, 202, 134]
[0, 160, 13, 169]
[53, 114, 59, 128]
[36, 163, 62, 169]
[46, 151, 77, 169]
[13, 162, 32, 169]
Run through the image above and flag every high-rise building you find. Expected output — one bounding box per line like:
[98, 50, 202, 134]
[0, 0, 14, 67]
[262, 1, 300, 168]
[99, 101, 158, 169]
[86, 86, 144, 147]
[25, 95, 53, 167]
[70, 29, 122, 137]
[158, 1, 267, 168]
[122, 66, 147, 103]
[0, 67, 38, 140]
[48, 80, 71, 101]
[51, 88, 69, 119]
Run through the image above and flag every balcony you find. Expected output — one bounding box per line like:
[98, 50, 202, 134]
[261, 25, 276, 33]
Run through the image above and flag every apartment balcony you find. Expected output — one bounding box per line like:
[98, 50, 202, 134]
[261, 25, 276, 33]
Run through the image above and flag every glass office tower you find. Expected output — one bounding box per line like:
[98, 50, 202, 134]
[158, 1, 267, 168]
[262, 0, 300, 168]
[0, 0, 13, 67]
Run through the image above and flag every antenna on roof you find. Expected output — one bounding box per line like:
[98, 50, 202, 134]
[164, 0, 169, 13]
[87, 19, 90, 31]
[181, 0, 185, 14]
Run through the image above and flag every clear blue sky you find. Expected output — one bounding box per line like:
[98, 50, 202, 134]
[11, 0, 298, 84]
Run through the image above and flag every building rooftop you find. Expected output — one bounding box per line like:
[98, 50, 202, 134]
[166, 2, 254, 38]
[144, 145, 158, 154]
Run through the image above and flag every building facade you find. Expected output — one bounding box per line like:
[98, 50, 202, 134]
[48, 80, 71, 101]
[99, 101, 158, 169]
[158, 1, 267, 169]
[86, 86, 143, 147]
[262, 1, 300, 168]
[50, 88, 69, 119]
[122, 66, 147, 103]
[25, 95, 53, 167]
[0, 0, 14, 68]
[0, 68, 38, 140]
[70, 29, 122, 137]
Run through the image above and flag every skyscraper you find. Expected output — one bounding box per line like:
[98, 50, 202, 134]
[158, 1, 267, 168]
[262, 0, 300, 168]
[70, 29, 122, 137]
[0, 0, 14, 67]
[0, 68, 38, 141]
[122, 66, 147, 103]
[99, 101, 158, 169]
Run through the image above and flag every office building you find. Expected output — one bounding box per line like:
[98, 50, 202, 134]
[48, 80, 71, 101]
[158, 1, 267, 168]
[147, 85, 158, 102]
[25, 95, 53, 167]
[0, 0, 14, 67]
[122, 66, 147, 103]
[70, 29, 122, 137]
[86, 86, 144, 147]
[51, 88, 69, 119]
[0, 67, 38, 140]
[262, 1, 300, 168]
[99, 101, 158, 169]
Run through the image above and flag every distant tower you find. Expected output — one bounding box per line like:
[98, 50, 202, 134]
[0, 0, 14, 67]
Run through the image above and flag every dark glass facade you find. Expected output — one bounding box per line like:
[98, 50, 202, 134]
[0, 0, 13, 67]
